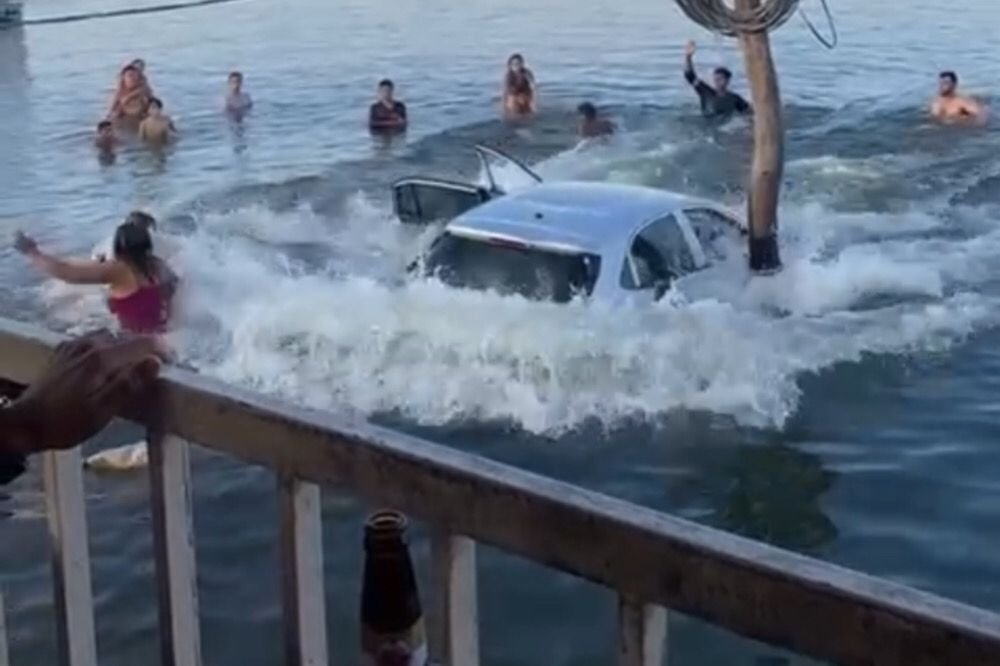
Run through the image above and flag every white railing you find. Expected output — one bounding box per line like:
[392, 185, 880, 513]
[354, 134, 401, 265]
[2, 316, 1000, 666]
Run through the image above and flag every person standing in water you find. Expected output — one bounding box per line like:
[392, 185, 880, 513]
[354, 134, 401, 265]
[368, 79, 407, 132]
[930, 71, 988, 124]
[107, 63, 153, 124]
[577, 102, 615, 138]
[683, 41, 751, 121]
[139, 97, 178, 145]
[224, 71, 253, 114]
[502, 53, 537, 118]
[15, 212, 178, 342]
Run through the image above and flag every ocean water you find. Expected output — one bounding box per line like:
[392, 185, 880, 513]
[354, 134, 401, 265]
[2, 0, 1000, 664]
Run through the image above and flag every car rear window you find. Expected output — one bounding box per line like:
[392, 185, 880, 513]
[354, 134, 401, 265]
[420, 233, 601, 303]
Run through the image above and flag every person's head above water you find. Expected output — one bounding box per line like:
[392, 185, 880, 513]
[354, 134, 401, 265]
[97, 120, 113, 135]
[228, 71, 244, 92]
[377, 79, 395, 102]
[577, 102, 598, 120]
[113, 214, 157, 277]
[507, 53, 526, 72]
[125, 210, 157, 232]
[121, 65, 141, 89]
[938, 71, 958, 97]
[713, 66, 733, 92]
[147, 97, 164, 116]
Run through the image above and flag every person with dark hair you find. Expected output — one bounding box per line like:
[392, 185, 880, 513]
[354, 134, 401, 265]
[138, 97, 177, 145]
[502, 53, 537, 118]
[577, 102, 615, 138]
[95, 120, 116, 151]
[225, 71, 253, 114]
[683, 40, 750, 121]
[0, 330, 160, 485]
[930, 71, 988, 124]
[369, 79, 407, 132]
[15, 212, 179, 340]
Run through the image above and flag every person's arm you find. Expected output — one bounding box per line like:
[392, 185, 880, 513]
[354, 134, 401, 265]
[735, 94, 753, 114]
[962, 98, 989, 123]
[16, 233, 121, 285]
[683, 42, 714, 100]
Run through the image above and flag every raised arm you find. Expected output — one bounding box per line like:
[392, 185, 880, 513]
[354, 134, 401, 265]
[16, 232, 121, 285]
[683, 40, 700, 86]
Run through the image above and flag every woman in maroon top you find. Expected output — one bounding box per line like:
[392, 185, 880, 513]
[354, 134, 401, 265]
[502, 53, 537, 118]
[16, 212, 178, 353]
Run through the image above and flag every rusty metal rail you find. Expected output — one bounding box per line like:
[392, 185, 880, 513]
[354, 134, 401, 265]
[1, 317, 999, 666]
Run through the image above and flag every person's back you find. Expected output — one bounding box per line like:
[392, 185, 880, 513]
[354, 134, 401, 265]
[139, 97, 176, 145]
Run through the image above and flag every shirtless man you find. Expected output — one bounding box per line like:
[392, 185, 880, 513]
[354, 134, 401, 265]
[577, 102, 615, 139]
[930, 71, 988, 124]
[225, 71, 253, 114]
[138, 97, 177, 145]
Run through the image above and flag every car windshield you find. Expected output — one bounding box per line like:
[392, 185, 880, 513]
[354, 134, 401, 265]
[420, 232, 601, 303]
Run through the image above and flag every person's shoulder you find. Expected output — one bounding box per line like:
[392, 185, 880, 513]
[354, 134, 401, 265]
[394, 100, 407, 112]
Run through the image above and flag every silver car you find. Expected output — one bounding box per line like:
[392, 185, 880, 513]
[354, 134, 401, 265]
[394, 145, 747, 305]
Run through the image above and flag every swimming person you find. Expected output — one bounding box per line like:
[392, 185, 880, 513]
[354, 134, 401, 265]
[225, 71, 253, 114]
[15, 213, 178, 340]
[368, 79, 407, 132]
[95, 120, 116, 151]
[930, 71, 988, 125]
[683, 40, 751, 121]
[502, 53, 536, 118]
[107, 63, 153, 123]
[138, 97, 177, 145]
[577, 102, 615, 138]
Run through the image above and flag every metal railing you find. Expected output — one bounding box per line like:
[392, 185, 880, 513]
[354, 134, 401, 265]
[1, 316, 1000, 666]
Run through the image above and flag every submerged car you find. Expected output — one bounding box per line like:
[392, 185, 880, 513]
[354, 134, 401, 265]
[393, 145, 747, 305]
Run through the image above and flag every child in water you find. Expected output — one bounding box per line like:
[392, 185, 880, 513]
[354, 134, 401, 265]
[95, 120, 116, 151]
[138, 97, 177, 146]
[224, 71, 253, 114]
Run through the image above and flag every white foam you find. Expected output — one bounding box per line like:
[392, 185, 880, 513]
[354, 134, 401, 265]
[34, 143, 1000, 435]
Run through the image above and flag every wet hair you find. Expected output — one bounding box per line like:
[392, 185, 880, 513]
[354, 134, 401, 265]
[508, 53, 524, 67]
[148, 97, 163, 110]
[577, 102, 597, 119]
[97, 120, 113, 131]
[229, 71, 243, 82]
[121, 64, 140, 76]
[125, 210, 157, 231]
[112, 217, 157, 281]
[714, 67, 733, 82]
[378, 78, 394, 90]
[130, 58, 145, 71]
[940, 71, 958, 84]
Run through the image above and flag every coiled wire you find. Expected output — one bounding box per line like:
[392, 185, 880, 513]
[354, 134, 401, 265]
[673, 0, 802, 36]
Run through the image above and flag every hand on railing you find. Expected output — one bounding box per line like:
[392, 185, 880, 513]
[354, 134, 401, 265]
[1, 329, 161, 456]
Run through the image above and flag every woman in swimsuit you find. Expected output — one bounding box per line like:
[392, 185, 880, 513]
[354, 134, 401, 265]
[15, 212, 178, 350]
[502, 53, 537, 118]
[107, 64, 153, 124]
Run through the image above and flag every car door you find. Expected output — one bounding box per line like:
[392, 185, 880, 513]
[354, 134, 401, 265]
[392, 178, 492, 225]
[474, 144, 543, 194]
[618, 214, 704, 304]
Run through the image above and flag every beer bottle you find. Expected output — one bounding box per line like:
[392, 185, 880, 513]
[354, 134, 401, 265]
[360, 510, 428, 666]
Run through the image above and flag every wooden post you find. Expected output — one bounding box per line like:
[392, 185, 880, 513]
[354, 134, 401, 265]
[735, 0, 783, 272]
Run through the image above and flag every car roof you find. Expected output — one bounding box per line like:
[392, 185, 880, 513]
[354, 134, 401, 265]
[446, 181, 709, 254]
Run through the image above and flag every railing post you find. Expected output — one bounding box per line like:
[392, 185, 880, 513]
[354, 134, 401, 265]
[43, 449, 98, 666]
[148, 432, 202, 666]
[0, 588, 8, 666]
[277, 474, 328, 666]
[429, 531, 479, 666]
[617, 596, 667, 666]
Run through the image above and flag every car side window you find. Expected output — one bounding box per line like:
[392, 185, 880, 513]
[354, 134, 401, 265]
[684, 208, 740, 260]
[394, 183, 488, 224]
[621, 214, 697, 290]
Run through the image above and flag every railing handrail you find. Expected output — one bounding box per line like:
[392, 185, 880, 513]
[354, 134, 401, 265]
[2, 316, 1000, 666]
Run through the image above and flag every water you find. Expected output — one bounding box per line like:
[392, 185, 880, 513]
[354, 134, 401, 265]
[2, 0, 1000, 663]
